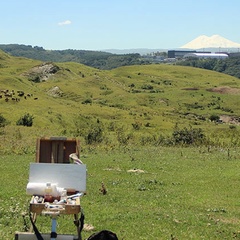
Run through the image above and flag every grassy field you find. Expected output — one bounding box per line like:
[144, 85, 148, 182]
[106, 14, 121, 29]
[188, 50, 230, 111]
[1, 146, 240, 239]
[1, 50, 240, 239]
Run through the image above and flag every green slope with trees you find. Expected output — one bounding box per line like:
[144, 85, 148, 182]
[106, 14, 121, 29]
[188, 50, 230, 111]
[0, 44, 148, 70]
[1, 44, 240, 79]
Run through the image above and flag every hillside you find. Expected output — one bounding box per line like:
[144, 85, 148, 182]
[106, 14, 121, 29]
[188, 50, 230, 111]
[1, 50, 240, 153]
[0, 44, 146, 70]
[1, 44, 240, 79]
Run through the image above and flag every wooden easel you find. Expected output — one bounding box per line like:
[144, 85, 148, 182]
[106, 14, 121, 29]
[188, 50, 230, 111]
[15, 137, 86, 240]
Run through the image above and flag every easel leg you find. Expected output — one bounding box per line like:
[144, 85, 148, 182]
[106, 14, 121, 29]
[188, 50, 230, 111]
[51, 217, 58, 240]
[29, 212, 37, 232]
[74, 214, 82, 240]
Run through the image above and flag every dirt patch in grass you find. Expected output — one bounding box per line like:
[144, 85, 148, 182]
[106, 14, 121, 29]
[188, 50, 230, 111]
[207, 86, 240, 94]
[47, 86, 63, 97]
[220, 115, 240, 125]
[127, 169, 145, 173]
[104, 167, 122, 171]
[212, 216, 240, 225]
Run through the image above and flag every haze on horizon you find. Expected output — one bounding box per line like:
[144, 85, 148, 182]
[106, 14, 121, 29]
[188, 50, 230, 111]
[1, 0, 240, 51]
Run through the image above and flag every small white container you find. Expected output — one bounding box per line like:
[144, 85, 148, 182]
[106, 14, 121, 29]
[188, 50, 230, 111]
[61, 189, 67, 200]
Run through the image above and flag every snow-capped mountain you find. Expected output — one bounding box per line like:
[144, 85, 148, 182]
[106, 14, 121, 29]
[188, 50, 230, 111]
[181, 35, 240, 49]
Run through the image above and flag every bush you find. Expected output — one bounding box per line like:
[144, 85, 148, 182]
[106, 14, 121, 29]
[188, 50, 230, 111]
[29, 74, 41, 83]
[85, 121, 103, 144]
[16, 113, 34, 127]
[172, 126, 205, 145]
[132, 121, 141, 130]
[82, 98, 92, 104]
[209, 114, 220, 122]
[0, 114, 7, 127]
[141, 84, 153, 90]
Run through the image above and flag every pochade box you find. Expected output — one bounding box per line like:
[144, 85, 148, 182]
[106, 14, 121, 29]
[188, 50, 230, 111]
[27, 163, 86, 215]
[27, 163, 86, 214]
[28, 137, 86, 215]
[29, 196, 81, 215]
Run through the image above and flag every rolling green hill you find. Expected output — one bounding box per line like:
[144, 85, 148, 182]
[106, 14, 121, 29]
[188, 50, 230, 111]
[1, 50, 240, 153]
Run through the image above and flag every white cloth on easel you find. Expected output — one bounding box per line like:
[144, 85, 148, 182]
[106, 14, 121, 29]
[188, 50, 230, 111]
[26, 182, 63, 197]
[69, 153, 83, 164]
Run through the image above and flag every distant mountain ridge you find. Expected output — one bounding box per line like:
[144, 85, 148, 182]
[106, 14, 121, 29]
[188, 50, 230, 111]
[0, 44, 145, 70]
[103, 48, 167, 55]
[181, 35, 240, 49]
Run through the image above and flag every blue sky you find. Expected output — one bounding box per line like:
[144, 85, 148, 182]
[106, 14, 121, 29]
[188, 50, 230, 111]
[1, 0, 239, 50]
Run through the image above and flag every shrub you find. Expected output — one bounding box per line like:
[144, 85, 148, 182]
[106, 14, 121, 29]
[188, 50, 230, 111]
[0, 114, 7, 127]
[29, 74, 41, 83]
[209, 114, 220, 122]
[116, 127, 132, 145]
[16, 113, 34, 127]
[140, 135, 154, 145]
[172, 126, 205, 145]
[132, 121, 141, 130]
[141, 84, 153, 90]
[82, 98, 92, 104]
[85, 121, 103, 144]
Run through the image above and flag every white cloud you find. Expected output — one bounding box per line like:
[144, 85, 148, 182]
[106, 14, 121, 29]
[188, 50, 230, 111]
[58, 20, 72, 26]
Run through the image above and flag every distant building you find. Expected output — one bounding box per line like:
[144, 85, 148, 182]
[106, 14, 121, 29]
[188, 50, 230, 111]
[168, 50, 196, 58]
[184, 52, 229, 59]
[167, 50, 230, 59]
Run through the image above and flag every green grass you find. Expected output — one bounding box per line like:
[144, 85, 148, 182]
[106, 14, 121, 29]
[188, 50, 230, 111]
[1, 147, 240, 239]
[1, 50, 240, 239]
